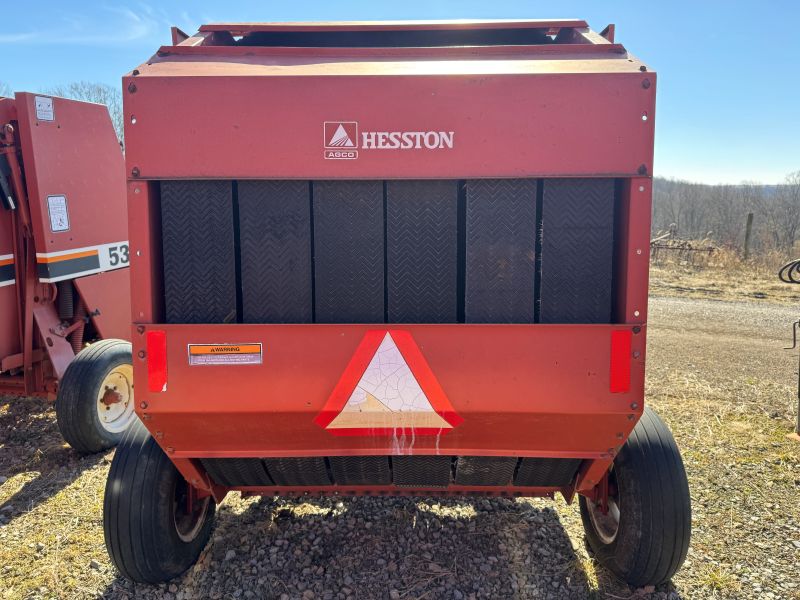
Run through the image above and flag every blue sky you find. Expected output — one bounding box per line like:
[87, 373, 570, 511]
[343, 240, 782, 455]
[2, 1, 798, 184]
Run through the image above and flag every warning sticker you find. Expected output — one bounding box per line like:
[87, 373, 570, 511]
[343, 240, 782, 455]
[35, 96, 54, 121]
[46, 195, 70, 232]
[188, 343, 262, 366]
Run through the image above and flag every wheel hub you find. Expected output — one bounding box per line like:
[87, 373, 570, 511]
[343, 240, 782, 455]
[96, 364, 136, 433]
[587, 467, 621, 544]
[173, 479, 210, 543]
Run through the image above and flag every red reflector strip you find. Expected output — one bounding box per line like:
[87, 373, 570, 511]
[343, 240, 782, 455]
[609, 329, 632, 393]
[146, 330, 168, 392]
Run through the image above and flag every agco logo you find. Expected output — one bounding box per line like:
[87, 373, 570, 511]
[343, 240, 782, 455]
[323, 121, 454, 160]
[323, 121, 359, 160]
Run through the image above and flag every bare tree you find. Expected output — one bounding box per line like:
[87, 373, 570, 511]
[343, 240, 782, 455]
[46, 81, 123, 143]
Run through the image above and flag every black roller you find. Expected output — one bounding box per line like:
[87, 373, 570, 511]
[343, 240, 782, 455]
[262, 457, 332, 486]
[514, 458, 582, 487]
[539, 178, 615, 324]
[455, 456, 517, 486]
[386, 180, 459, 323]
[312, 181, 384, 323]
[237, 180, 313, 323]
[329, 456, 391, 485]
[392, 456, 452, 488]
[161, 180, 237, 324]
[465, 179, 537, 323]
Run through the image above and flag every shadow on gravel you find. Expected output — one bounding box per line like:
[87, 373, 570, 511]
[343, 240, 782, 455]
[99, 494, 672, 600]
[0, 395, 107, 525]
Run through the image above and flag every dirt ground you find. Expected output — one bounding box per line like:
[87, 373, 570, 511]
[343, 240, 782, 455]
[1, 280, 800, 599]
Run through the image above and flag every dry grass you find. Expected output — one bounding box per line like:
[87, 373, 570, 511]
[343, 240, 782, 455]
[650, 246, 800, 304]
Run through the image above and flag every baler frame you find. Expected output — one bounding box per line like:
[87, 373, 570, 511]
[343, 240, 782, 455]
[106, 19, 691, 587]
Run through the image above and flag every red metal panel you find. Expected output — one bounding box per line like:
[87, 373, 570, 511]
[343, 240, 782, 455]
[123, 72, 655, 179]
[614, 177, 653, 323]
[132, 324, 644, 459]
[14, 93, 127, 257]
[73, 268, 131, 341]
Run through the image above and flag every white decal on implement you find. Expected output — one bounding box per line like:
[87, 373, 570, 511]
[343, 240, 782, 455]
[188, 343, 263, 366]
[35, 96, 54, 121]
[46, 195, 70, 232]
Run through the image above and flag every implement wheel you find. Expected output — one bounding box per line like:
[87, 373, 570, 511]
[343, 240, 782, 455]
[56, 339, 136, 453]
[104, 419, 216, 583]
[579, 406, 691, 587]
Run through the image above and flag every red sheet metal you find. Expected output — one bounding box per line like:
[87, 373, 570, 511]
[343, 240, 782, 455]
[14, 93, 126, 258]
[123, 72, 655, 180]
[132, 323, 644, 459]
[73, 268, 131, 341]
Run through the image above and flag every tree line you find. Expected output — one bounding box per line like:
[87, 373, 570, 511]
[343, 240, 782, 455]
[653, 174, 800, 256]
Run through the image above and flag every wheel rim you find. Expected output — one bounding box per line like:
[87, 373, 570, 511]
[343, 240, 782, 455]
[587, 467, 621, 544]
[173, 478, 210, 543]
[96, 364, 135, 434]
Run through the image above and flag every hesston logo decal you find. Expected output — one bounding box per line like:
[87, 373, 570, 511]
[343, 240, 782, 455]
[314, 330, 463, 436]
[323, 121, 455, 160]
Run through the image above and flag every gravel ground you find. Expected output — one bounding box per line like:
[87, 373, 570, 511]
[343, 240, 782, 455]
[1, 293, 799, 599]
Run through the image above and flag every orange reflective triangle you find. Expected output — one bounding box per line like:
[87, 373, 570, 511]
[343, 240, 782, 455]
[314, 330, 462, 436]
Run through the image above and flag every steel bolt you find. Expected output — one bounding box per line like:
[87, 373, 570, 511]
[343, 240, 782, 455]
[628, 414, 635, 420]
[616, 432, 624, 439]
[140, 401, 148, 409]
[630, 402, 639, 410]
[642, 78, 651, 89]
[127, 82, 137, 93]
[633, 351, 640, 358]
[632, 326, 641, 334]
[131, 167, 140, 178]
[637, 164, 648, 175]
[137, 325, 145, 334]
[639, 65, 647, 72]
[137, 350, 145, 359]
[636, 248, 642, 255]
[132, 69, 140, 76]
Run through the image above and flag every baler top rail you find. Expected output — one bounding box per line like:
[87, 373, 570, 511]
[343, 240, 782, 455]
[164, 19, 622, 56]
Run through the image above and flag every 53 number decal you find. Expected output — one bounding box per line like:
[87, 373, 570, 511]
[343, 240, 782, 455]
[108, 243, 130, 267]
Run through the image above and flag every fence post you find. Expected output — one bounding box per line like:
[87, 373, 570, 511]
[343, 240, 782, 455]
[743, 212, 754, 260]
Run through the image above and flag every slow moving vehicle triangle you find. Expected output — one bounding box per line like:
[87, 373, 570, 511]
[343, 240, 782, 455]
[314, 330, 463, 436]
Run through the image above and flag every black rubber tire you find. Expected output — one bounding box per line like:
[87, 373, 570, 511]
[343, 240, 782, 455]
[579, 406, 691, 587]
[104, 419, 216, 583]
[55, 339, 134, 454]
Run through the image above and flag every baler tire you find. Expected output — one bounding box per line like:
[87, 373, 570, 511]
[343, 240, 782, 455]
[104, 419, 216, 583]
[55, 339, 135, 454]
[579, 406, 691, 587]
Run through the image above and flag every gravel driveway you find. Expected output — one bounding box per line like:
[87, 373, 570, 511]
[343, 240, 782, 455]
[1, 295, 799, 599]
